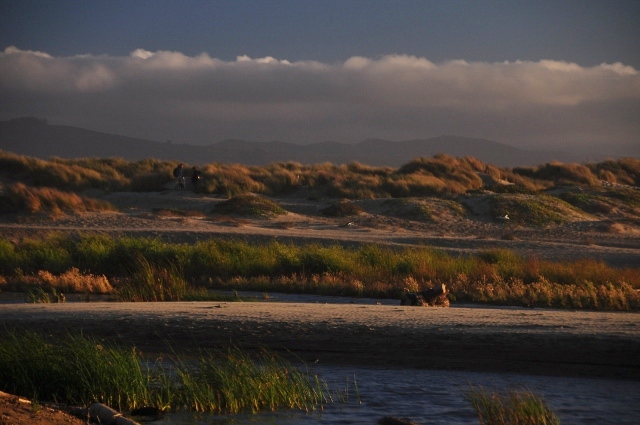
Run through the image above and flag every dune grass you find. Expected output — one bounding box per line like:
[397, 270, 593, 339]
[3, 150, 639, 202]
[467, 385, 561, 425]
[213, 194, 287, 217]
[489, 194, 585, 225]
[0, 331, 332, 414]
[321, 200, 364, 217]
[1, 234, 639, 310]
[0, 183, 115, 215]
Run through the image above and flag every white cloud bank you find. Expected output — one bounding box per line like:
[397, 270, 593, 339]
[1, 46, 638, 155]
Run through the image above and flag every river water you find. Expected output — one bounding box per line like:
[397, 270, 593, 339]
[142, 291, 639, 424]
[157, 363, 640, 425]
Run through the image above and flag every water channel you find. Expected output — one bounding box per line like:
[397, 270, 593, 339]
[151, 291, 639, 425]
[159, 364, 640, 424]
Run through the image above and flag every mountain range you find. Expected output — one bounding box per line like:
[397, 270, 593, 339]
[1, 117, 576, 167]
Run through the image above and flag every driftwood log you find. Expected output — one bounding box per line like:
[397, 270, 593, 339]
[400, 284, 450, 307]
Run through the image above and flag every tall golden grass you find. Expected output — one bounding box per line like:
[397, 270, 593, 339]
[2, 150, 639, 199]
[0, 183, 115, 215]
[1, 267, 113, 294]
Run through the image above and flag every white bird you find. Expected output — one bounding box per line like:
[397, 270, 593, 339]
[497, 214, 509, 220]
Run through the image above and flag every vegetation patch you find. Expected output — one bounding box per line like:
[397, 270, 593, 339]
[489, 194, 584, 225]
[466, 385, 560, 425]
[605, 187, 640, 208]
[381, 198, 466, 222]
[152, 208, 207, 218]
[2, 235, 639, 310]
[0, 183, 115, 215]
[0, 332, 333, 414]
[488, 184, 537, 194]
[321, 200, 363, 217]
[381, 198, 433, 221]
[556, 189, 614, 215]
[213, 194, 287, 217]
[2, 150, 639, 201]
[588, 157, 640, 186]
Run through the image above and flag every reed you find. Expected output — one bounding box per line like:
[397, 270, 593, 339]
[0, 332, 153, 411]
[466, 385, 561, 425]
[115, 255, 193, 302]
[173, 348, 329, 413]
[0, 332, 333, 414]
[1, 235, 639, 310]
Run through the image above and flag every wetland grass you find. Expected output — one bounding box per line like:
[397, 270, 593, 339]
[467, 385, 561, 425]
[1, 234, 639, 310]
[0, 332, 332, 414]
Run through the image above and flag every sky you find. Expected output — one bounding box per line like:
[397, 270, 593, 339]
[1, 0, 639, 157]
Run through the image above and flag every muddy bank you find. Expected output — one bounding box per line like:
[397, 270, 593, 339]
[2, 301, 639, 380]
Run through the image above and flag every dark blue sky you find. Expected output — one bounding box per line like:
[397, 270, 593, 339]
[1, 0, 639, 156]
[2, 0, 639, 67]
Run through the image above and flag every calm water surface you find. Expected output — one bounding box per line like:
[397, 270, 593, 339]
[156, 292, 639, 424]
[159, 365, 640, 425]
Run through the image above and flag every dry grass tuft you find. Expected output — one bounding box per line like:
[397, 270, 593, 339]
[213, 194, 287, 217]
[321, 200, 364, 217]
[1, 267, 113, 294]
[606, 222, 627, 233]
[0, 183, 115, 215]
[152, 208, 207, 218]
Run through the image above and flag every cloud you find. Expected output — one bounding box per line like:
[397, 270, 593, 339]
[1, 46, 638, 154]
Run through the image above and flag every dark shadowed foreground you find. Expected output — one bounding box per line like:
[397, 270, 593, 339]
[2, 301, 638, 380]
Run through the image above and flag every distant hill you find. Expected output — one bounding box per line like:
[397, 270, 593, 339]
[0, 117, 574, 167]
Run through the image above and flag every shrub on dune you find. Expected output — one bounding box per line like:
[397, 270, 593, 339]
[0, 183, 115, 215]
[213, 194, 286, 217]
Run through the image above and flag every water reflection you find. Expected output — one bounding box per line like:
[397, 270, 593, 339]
[158, 365, 640, 424]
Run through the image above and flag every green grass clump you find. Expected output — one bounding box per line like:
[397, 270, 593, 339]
[321, 200, 363, 217]
[0, 332, 154, 411]
[490, 194, 582, 225]
[382, 198, 468, 222]
[467, 385, 561, 425]
[174, 348, 329, 413]
[116, 256, 189, 301]
[213, 194, 287, 217]
[0, 332, 332, 414]
[382, 198, 433, 221]
[111, 256, 253, 302]
[25, 286, 66, 303]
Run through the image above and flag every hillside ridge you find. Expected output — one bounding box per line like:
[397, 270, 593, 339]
[1, 117, 573, 167]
